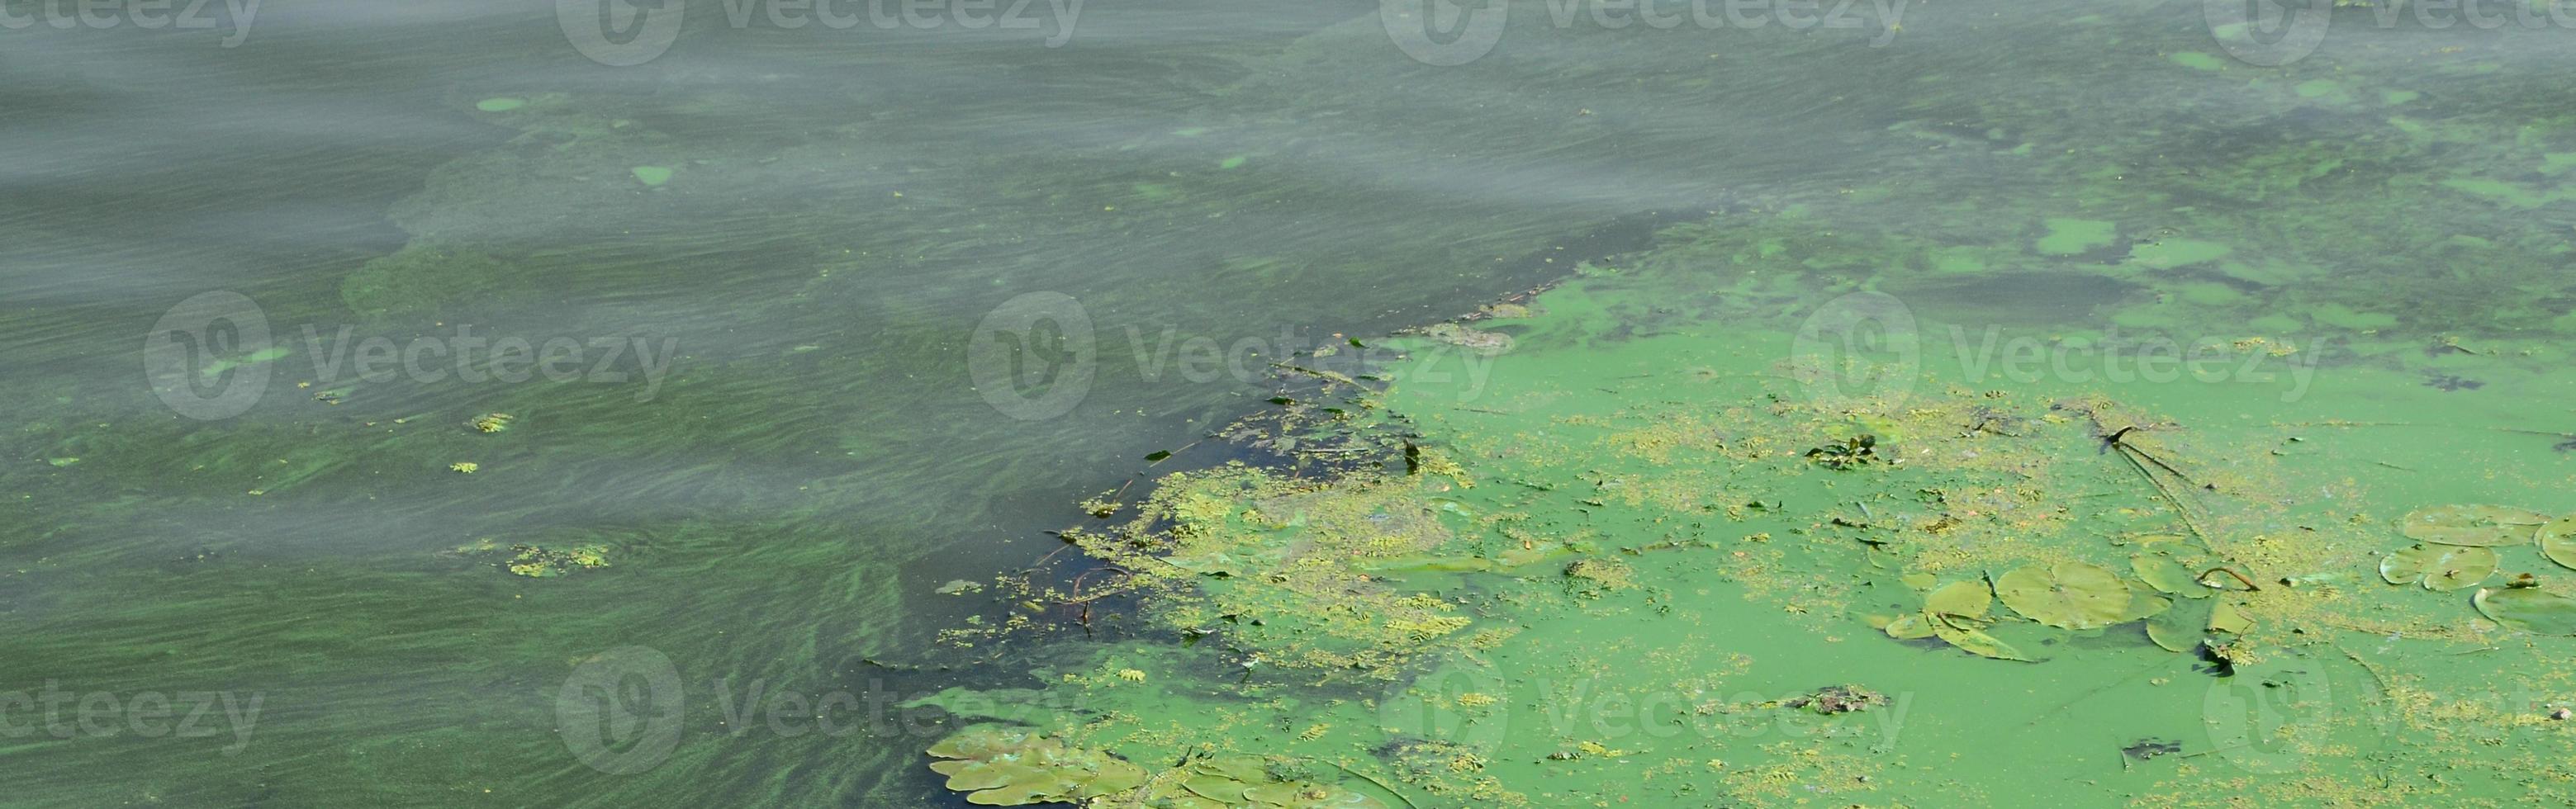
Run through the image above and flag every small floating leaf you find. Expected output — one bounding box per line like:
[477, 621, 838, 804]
[2472, 587, 2576, 635]
[1997, 561, 2132, 630]
[2538, 516, 2576, 571]
[2379, 544, 2498, 591]
[2401, 504, 2549, 546]
[1144, 450, 1173, 461]
[631, 166, 674, 187]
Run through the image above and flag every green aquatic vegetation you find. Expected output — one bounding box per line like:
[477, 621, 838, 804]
[923, 726, 1388, 808]
[925, 725, 1147, 806]
[2035, 218, 2117, 256]
[2540, 517, 2576, 571]
[2400, 504, 2550, 546]
[631, 166, 674, 187]
[2131, 554, 2210, 598]
[339, 241, 519, 319]
[2378, 544, 2498, 591]
[1995, 561, 2132, 630]
[453, 538, 612, 578]
[473, 97, 524, 112]
[1881, 580, 2031, 661]
[2470, 585, 2576, 636]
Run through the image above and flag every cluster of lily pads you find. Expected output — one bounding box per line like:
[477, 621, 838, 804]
[2385, 504, 2576, 635]
[1878, 555, 2243, 661]
[927, 724, 1388, 807]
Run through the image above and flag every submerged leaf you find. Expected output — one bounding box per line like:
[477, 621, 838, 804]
[2539, 516, 2576, 571]
[2401, 504, 2549, 546]
[2472, 587, 2576, 635]
[1997, 561, 2132, 630]
[2379, 544, 2498, 591]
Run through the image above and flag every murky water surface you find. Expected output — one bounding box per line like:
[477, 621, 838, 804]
[8, 0, 2576, 805]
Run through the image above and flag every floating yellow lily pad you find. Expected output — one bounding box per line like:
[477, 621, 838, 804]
[2400, 504, 2549, 546]
[1997, 561, 2132, 630]
[2379, 544, 2498, 591]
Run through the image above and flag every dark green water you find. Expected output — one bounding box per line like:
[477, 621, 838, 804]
[7, 0, 2576, 805]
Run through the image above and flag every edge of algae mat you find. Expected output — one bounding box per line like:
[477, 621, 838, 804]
[908, 270, 2576, 808]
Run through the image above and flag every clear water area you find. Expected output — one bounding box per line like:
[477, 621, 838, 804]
[4, 0, 2575, 806]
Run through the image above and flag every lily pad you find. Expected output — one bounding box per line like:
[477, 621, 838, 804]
[2132, 555, 2210, 598]
[2147, 598, 2214, 653]
[2537, 516, 2576, 571]
[926, 725, 1146, 807]
[1931, 614, 2033, 661]
[2379, 544, 2498, 591]
[2400, 504, 2549, 546]
[1924, 580, 1992, 619]
[2114, 583, 2172, 622]
[1997, 561, 2132, 630]
[1881, 613, 1935, 640]
[2207, 599, 2254, 634]
[2472, 587, 2576, 635]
